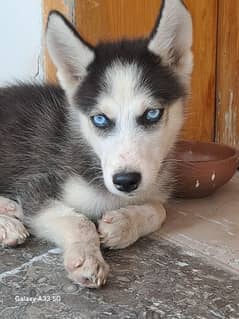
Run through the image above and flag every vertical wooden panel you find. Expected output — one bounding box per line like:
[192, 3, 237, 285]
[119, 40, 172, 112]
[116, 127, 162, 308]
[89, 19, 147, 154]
[182, 0, 218, 142]
[75, 0, 160, 43]
[216, 0, 239, 147]
[43, 0, 218, 142]
[42, 0, 75, 83]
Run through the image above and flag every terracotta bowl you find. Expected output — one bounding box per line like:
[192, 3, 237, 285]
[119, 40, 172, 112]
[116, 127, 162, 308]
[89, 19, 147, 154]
[174, 140, 239, 198]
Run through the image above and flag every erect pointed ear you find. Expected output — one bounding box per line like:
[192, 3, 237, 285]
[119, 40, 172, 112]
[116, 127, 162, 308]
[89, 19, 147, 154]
[46, 11, 95, 96]
[148, 0, 193, 83]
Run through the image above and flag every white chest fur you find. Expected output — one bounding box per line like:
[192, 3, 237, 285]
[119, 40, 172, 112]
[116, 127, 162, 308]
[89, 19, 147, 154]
[61, 176, 133, 219]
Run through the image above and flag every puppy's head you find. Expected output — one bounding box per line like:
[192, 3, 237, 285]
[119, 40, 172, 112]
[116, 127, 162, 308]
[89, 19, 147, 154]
[46, 0, 193, 197]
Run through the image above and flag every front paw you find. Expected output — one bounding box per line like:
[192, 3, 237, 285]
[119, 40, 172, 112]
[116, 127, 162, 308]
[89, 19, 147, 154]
[0, 196, 23, 219]
[98, 208, 139, 249]
[64, 243, 109, 288]
[0, 215, 29, 247]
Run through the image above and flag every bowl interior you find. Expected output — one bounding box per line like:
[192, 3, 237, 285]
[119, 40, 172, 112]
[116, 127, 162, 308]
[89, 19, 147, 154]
[176, 140, 236, 163]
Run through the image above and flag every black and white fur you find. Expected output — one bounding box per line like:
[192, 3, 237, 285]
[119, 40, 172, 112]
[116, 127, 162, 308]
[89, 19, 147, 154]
[0, 0, 193, 288]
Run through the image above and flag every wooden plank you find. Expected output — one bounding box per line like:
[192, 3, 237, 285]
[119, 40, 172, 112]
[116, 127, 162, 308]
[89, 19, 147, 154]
[182, 0, 218, 141]
[216, 0, 239, 147]
[42, 0, 75, 83]
[75, 0, 160, 43]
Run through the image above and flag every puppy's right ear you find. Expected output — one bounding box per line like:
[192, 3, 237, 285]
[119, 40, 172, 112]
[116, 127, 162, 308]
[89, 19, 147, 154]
[46, 11, 95, 95]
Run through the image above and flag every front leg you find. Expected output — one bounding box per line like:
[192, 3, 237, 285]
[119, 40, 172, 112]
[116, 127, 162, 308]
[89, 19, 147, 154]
[32, 200, 109, 288]
[98, 201, 166, 249]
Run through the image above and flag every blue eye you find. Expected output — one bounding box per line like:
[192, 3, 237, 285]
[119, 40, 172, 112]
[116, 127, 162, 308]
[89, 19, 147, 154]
[146, 109, 161, 120]
[91, 114, 112, 128]
[143, 108, 164, 125]
[137, 108, 164, 127]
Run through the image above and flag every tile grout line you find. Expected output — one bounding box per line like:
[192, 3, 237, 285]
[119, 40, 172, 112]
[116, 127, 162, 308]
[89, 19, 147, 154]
[0, 248, 61, 281]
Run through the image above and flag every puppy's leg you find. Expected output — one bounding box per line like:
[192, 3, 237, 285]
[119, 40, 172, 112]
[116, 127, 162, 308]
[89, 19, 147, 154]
[0, 214, 29, 247]
[98, 201, 166, 249]
[0, 196, 23, 219]
[32, 200, 109, 288]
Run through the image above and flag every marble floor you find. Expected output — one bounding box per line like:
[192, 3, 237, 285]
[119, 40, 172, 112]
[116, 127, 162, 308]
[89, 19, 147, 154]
[0, 173, 238, 319]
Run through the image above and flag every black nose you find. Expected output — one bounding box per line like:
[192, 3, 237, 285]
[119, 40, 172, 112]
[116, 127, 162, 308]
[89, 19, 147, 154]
[113, 172, 141, 193]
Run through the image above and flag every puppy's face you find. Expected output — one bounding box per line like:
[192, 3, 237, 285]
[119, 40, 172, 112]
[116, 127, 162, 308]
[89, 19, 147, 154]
[46, 0, 193, 197]
[75, 51, 185, 197]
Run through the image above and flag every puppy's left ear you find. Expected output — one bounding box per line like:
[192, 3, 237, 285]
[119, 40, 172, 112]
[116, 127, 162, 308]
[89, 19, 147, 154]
[148, 0, 193, 84]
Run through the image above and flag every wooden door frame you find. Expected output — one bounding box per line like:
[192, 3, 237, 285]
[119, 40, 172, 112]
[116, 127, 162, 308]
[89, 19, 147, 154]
[215, 0, 239, 146]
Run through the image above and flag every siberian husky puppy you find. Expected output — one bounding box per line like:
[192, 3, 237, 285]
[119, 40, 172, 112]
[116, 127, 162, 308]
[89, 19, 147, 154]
[0, 0, 193, 288]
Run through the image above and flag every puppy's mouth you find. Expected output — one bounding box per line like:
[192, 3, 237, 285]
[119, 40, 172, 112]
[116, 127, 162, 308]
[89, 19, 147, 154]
[106, 186, 139, 198]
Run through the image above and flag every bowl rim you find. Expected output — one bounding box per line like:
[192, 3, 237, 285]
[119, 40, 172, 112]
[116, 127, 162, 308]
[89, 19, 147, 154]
[176, 140, 239, 165]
